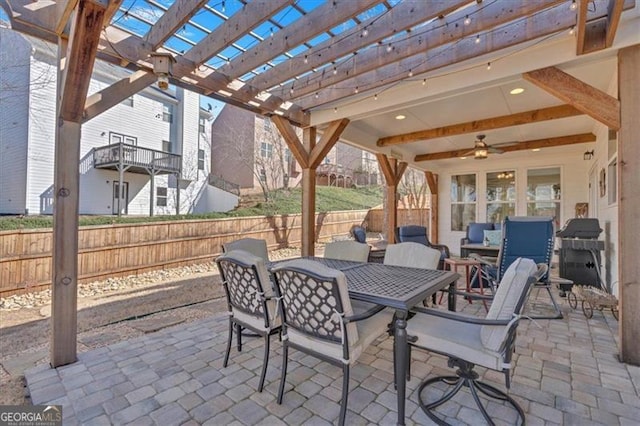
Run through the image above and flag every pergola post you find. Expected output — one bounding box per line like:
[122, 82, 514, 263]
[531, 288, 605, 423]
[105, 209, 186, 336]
[425, 171, 439, 243]
[301, 127, 316, 256]
[618, 44, 640, 365]
[51, 0, 108, 367]
[376, 154, 408, 243]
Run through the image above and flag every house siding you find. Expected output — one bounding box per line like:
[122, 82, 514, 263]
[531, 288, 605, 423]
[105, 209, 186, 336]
[0, 29, 31, 214]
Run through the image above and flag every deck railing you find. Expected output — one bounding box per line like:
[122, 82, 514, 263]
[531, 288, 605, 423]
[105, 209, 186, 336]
[208, 174, 241, 196]
[93, 143, 182, 174]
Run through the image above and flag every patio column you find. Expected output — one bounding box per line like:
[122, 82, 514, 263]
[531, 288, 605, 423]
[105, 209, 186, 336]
[425, 171, 439, 244]
[51, 0, 107, 367]
[618, 44, 640, 365]
[272, 116, 349, 256]
[376, 154, 408, 243]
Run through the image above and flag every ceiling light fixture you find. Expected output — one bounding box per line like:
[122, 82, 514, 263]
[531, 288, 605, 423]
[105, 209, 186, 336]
[460, 156, 467, 160]
[583, 150, 594, 160]
[474, 148, 488, 159]
[509, 87, 525, 95]
[497, 171, 514, 179]
[532, 148, 541, 152]
[395, 114, 406, 120]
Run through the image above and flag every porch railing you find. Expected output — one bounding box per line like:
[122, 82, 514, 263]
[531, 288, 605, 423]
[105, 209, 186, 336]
[93, 143, 182, 174]
[209, 174, 241, 196]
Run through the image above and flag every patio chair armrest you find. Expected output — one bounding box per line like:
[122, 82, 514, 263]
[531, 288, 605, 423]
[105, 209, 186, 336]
[345, 304, 386, 322]
[430, 243, 450, 258]
[411, 306, 512, 326]
[460, 237, 471, 246]
[469, 253, 497, 266]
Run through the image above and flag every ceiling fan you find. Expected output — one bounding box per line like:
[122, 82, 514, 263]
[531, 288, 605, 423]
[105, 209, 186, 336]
[463, 134, 504, 159]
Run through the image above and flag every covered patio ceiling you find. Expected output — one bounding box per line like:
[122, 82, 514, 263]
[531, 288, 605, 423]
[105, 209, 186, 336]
[2, 0, 639, 371]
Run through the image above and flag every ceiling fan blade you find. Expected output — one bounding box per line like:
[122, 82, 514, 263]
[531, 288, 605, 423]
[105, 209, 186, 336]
[461, 149, 476, 157]
[488, 146, 504, 154]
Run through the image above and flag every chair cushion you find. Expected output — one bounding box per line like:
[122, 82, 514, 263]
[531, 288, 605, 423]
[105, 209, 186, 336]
[352, 227, 367, 244]
[383, 242, 440, 270]
[397, 225, 428, 245]
[233, 298, 281, 331]
[223, 238, 269, 261]
[483, 230, 502, 246]
[481, 258, 536, 351]
[406, 313, 503, 371]
[324, 240, 370, 262]
[468, 223, 494, 244]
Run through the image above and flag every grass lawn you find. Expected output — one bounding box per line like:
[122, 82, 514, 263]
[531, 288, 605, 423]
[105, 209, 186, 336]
[0, 186, 383, 231]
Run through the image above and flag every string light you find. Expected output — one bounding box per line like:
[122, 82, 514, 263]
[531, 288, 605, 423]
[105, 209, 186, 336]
[570, 0, 577, 11]
[422, 79, 427, 86]
[464, 15, 471, 26]
[569, 26, 575, 35]
[362, 26, 369, 37]
[270, 27, 274, 37]
[333, 67, 338, 75]
[374, 94, 378, 100]
[354, 86, 359, 94]
[334, 107, 338, 113]
[221, 0, 225, 12]
[487, 62, 491, 70]
[408, 70, 413, 77]
[315, 92, 319, 99]
[475, 35, 480, 44]
[303, 55, 308, 64]
[386, 44, 393, 52]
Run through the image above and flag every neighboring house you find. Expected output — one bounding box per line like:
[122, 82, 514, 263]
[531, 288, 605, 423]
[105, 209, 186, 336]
[211, 104, 377, 195]
[0, 27, 237, 215]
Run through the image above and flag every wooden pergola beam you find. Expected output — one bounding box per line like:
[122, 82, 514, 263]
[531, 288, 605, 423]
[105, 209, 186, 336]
[376, 154, 407, 242]
[377, 105, 583, 147]
[242, 0, 468, 95]
[301, 127, 317, 257]
[52, 0, 108, 368]
[287, 0, 564, 103]
[606, 0, 625, 47]
[83, 71, 157, 123]
[523, 66, 620, 129]
[183, 0, 292, 66]
[576, 0, 589, 55]
[217, 0, 381, 81]
[271, 115, 309, 169]
[295, 0, 635, 109]
[414, 133, 596, 162]
[56, 0, 79, 35]
[309, 119, 350, 168]
[145, 0, 208, 51]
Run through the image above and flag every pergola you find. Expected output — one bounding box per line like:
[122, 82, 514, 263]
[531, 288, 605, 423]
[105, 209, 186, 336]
[1, 0, 638, 370]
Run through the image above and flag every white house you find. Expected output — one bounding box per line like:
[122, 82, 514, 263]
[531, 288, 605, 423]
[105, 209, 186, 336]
[0, 26, 238, 216]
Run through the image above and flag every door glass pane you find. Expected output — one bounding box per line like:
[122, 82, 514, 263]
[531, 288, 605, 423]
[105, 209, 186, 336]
[451, 174, 476, 231]
[527, 167, 561, 227]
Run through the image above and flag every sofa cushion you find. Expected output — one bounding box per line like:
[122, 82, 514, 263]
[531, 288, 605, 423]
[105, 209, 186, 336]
[483, 230, 502, 246]
[467, 223, 494, 244]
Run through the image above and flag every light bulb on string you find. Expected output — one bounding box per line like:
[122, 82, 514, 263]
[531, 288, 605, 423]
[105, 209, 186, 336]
[374, 94, 378, 100]
[475, 35, 480, 44]
[408, 70, 413, 77]
[334, 107, 338, 113]
[464, 15, 471, 26]
[570, 0, 577, 11]
[303, 55, 308, 64]
[422, 79, 427, 86]
[386, 44, 393, 53]
[333, 67, 338, 75]
[354, 87, 359, 94]
[569, 26, 575, 35]
[487, 62, 491, 70]
[315, 92, 319, 99]
[362, 27, 369, 37]
[221, 1, 225, 13]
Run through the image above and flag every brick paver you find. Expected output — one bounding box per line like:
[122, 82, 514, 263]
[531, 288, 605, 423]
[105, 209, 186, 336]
[24, 289, 638, 425]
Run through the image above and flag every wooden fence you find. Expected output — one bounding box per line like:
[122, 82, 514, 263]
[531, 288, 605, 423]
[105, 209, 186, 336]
[365, 208, 429, 232]
[0, 208, 429, 297]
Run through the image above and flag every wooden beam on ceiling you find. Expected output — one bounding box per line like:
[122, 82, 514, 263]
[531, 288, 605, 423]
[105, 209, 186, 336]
[83, 70, 157, 123]
[217, 0, 382, 81]
[242, 0, 468, 95]
[145, 0, 209, 51]
[59, 0, 108, 122]
[377, 105, 583, 147]
[183, 0, 293, 66]
[309, 119, 350, 168]
[97, 26, 309, 126]
[606, 0, 625, 47]
[414, 133, 596, 162]
[285, 0, 565, 102]
[523, 66, 620, 129]
[295, 0, 635, 109]
[576, 0, 589, 54]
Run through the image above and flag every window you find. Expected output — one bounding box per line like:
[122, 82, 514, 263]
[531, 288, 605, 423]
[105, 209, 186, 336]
[162, 105, 173, 123]
[121, 96, 133, 107]
[162, 140, 172, 153]
[199, 117, 206, 133]
[156, 187, 167, 207]
[260, 142, 273, 158]
[259, 168, 266, 182]
[451, 174, 476, 231]
[110, 132, 137, 145]
[486, 170, 516, 224]
[263, 118, 272, 131]
[527, 167, 561, 226]
[198, 149, 205, 171]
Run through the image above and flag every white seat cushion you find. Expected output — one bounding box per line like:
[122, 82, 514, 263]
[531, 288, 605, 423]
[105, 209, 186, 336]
[384, 242, 440, 270]
[324, 240, 370, 262]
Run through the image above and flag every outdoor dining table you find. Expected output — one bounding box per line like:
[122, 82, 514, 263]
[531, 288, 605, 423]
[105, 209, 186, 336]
[268, 257, 460, 425]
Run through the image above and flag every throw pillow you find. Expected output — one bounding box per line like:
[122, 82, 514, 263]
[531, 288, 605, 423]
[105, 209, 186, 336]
[483, 230, 502, 246]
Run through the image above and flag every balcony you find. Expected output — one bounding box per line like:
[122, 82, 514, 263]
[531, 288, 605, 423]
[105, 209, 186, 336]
[93, 143, 181, 175]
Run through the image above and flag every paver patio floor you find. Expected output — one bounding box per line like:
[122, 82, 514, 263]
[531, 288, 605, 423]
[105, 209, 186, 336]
[25, 288, 640, 425]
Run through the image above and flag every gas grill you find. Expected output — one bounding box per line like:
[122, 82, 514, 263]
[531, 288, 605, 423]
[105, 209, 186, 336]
[556, 218, 606, 291]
